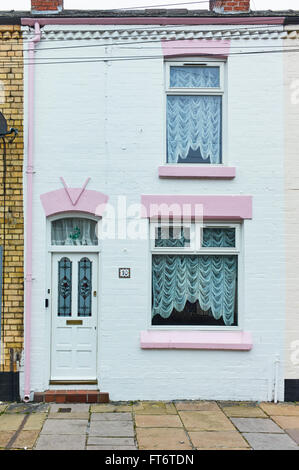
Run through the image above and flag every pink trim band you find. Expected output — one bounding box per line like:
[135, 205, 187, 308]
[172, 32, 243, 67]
[40, 188, 109, 217]
[140, 330, 252, 351]
[21, 17, 285, 26]
[162, 39, 230, 58]
[141, 194, 252, 220]
[158, 165, 236, 179]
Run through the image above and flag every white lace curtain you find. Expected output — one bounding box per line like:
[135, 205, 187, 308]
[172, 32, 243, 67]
[167, 65, 222, 164]
[51, 218, 98, 246]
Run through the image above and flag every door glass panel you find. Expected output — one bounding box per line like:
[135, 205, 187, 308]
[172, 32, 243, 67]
[58, 257, 72, 317]
[78, 257, 92, 317]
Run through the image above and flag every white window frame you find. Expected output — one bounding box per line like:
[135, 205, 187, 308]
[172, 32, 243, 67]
[149, 221, 242, 330]
[150, 221, 197, 253]
[164, 58, 226, 166]
[47, 213, 102, 253]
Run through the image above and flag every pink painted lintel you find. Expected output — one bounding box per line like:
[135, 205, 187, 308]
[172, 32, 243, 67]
[21, 17, 285, 26]
[140, 330, 252, 351]
[141, 194, 252, 220]
[158, 165, 236, 179]
[162, 39, 230, 58]
[40, 188, 109, 217]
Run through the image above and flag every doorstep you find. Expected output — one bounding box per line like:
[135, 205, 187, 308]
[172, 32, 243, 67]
[34, 390, 109, 404]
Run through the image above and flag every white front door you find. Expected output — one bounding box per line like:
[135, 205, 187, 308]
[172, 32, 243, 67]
[51, 253, 98, 381]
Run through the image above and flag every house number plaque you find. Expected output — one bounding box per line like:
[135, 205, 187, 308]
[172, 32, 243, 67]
[119, 268, 131, 279]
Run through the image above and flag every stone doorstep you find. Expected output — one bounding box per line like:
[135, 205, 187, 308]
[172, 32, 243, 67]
[34, 390, 109, 404]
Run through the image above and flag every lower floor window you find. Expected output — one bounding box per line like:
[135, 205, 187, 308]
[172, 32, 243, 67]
[151, 222, 240, 327]
[152, 254, 238, 326]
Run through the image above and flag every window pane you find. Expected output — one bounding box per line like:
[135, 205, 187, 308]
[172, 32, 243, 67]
[152, 255, 237, 326]
[170, 66, 220, 88]
[78, 257, 92, 317]
[202, 228, 235, 248]
[58, 257, 72, 317]
[155, 226, 190, 248]
[52, 218, 98, 245]
[167, 95, 222, 164]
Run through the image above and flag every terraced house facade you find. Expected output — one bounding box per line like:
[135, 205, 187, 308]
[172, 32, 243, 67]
[2, 0, 299, 404]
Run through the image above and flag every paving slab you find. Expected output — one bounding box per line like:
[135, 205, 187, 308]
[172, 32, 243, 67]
[242, 432, 299, 450]
[189, 431, 250, 449]
[285, 429, 299, 444]
[48, 403, 90, 419]
[136, 427, 192, 450]
[35, 434, 86, 450]
[271, 416, 299, 430]
[219, 401, 259, 408]
[0, 414, 25, 431]
[90, 403, 133, 413]
[133, 401, 177, 415]
[174, 401, 220, 412]
[0, 404, 8, 414]
[5, 403, 49, 414]
[87, 445, 137, 450]
[91, 412, 132, 421]
[231, 417, 284, 433]
[0, 431, 14, 447]
[222, 406, 267, 418]
[87, 437, 136, 446]
[11, 430, 40, 449]
[135, 414, 182, 428]
[89, 420, 135, 437]
[40, 418, 88, 435]
[259, 403, 299, 416]
[196, 447, 251, 451]
[179, 411, 235, 431]
[23, 413, 46, 431]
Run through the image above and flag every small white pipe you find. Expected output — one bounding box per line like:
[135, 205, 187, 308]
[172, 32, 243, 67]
[274, 354, 280, 403]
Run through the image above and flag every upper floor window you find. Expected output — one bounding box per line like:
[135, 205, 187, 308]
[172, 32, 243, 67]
[166, 60, 224, 165]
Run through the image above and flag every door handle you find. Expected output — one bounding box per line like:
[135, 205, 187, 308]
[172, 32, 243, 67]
[93, 291, 97, 297]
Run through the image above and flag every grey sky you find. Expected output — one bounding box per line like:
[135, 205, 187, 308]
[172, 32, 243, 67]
[1, 0, 299, 10]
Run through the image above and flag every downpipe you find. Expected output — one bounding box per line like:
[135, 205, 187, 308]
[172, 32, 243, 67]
[23, 22, 41, 403]
[274, 354, 280, 403]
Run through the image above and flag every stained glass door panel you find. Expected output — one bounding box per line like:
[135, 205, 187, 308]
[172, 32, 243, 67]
[51, 253, 98, 381]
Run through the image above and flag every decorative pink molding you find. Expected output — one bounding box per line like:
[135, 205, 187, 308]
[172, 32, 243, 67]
[60, 177, 90, 206]
[162, 39, 230, 58]
[141, 194, 252, 220]
[158, 165, 236, 179]
[40, 181, 109, 217]
[21, 17, 285, 26]
[140, 330, 253, 351]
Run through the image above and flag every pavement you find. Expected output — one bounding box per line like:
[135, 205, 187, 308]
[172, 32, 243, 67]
[1, 400, 299, 450]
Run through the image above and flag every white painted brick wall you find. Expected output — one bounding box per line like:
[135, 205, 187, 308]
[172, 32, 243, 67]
[284, 35, 299, 381]
[22, 30, 285, 401]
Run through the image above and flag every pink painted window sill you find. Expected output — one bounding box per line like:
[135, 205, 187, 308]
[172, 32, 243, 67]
[158, 165, 236, 179]
[140, 330, 252, 351]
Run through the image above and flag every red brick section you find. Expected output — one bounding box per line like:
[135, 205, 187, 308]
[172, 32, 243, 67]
[31, 0, 63, 11]
[34, 390, 109, 404]
[210, 0, 250, 12]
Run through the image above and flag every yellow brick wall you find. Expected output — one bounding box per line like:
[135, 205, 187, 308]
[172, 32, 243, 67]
[0, 25, 24, 372]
